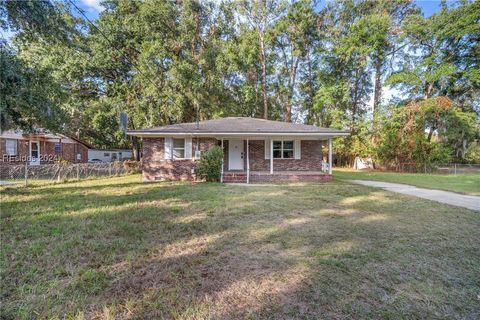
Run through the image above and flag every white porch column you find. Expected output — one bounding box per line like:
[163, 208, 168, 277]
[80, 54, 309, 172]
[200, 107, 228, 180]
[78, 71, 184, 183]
[246, 139, 250, 184]
[220, 138, 224, 182]
[270, 139, 274, 174]
[328, 138, 333, 175]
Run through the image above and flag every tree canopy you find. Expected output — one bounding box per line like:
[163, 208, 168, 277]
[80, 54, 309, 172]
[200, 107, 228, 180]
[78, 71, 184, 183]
[1, 0, 478, 164]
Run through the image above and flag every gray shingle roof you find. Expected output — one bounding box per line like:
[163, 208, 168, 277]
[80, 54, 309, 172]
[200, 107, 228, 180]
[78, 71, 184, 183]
[127, 117, 349, 136]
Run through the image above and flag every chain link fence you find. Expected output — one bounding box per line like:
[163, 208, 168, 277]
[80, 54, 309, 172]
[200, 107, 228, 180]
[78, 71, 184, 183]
[387, 163, 480, 174]
[0, 161, 141, 186]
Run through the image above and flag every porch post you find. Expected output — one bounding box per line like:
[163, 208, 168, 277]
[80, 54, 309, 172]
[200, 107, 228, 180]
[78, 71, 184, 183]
[220, 138, 224, 182]
[246, 139, 250, 184]
[328, 138, 333, 175]
[270, 139, 273, 174]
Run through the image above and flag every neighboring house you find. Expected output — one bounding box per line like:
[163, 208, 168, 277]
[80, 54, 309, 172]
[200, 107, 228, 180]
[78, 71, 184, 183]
[127, 117, 349, 183]
[88, 149, 133, 162]
[0, 129, 90, 165]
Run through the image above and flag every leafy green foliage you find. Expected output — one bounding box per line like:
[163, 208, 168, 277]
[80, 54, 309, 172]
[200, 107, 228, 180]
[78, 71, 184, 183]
[195, 145, 223, 182]
[0, 42, 66, 131]
[375, 97, 477, 167]
[1, 0, 478, 165]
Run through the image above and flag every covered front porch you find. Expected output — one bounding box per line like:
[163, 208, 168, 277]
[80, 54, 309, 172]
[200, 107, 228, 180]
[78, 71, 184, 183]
[219, 137, 334, 183]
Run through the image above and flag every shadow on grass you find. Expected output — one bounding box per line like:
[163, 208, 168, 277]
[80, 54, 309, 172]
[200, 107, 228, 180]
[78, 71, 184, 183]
[1, 177, 479, 319]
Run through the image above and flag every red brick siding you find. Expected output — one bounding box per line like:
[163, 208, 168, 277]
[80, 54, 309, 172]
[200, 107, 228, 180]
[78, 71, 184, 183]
[142, 137, 326, 182]
[247, 140, 322, 171]
[142, 137, 217, 181]
[0, 138, 88, 164]
[0, 138, 28, 164]
[222, 140, 322, 172]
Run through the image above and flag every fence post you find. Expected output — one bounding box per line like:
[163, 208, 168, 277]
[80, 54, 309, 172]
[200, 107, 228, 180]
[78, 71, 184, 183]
[76, 163, 80, 180]
[24, 162, 28, 187]
[454, 163, 457, 175]
[109, 162, 112, 177]
[424, 163, 426, 174]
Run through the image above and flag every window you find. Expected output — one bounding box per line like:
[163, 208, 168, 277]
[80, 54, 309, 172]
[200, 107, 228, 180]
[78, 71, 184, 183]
[5, 139, 17, 156]
[173, 138, 185, 159]
[104, 152, 110, 157]
[273, 140, 294, 159]
[54, 142, 62, 153]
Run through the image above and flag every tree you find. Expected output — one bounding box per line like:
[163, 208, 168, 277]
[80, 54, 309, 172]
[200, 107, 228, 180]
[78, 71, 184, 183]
[376, 97, 477, 166]
[0, 0, 75, 132]
[0, 41, 66, 131]
[386, 1, 479, 158]
[236, 0, 286, 119]
[271, 0, 316, 122]
[387, 1, 479, 106]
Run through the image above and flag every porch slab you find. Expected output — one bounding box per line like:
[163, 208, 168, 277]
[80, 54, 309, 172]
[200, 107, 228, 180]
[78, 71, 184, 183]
[223, 171, 332, 183]
[251, 172, 331, 183]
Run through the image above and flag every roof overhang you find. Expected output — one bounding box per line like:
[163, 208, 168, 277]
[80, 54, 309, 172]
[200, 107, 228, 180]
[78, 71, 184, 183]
[127, 131, 350, 139]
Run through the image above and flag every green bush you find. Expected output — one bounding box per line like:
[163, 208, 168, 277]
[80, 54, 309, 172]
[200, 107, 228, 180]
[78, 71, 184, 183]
[195, 145, 223, 182]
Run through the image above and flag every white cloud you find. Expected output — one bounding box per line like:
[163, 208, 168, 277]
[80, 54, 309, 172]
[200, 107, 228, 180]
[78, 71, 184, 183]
[79, 0, 104, 13]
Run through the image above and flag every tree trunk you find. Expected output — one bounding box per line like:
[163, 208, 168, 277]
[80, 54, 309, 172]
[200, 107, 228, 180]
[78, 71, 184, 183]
[427, 127, 434, 142]
[371, 57, 382, 145]
[305, 52, 315, 124]
[423, 83, 433, 100]
[132, 136, 141, 161]
[373, 58, 382, 113]
[284, 57, 300, 123]
[259, 34, 268, 120]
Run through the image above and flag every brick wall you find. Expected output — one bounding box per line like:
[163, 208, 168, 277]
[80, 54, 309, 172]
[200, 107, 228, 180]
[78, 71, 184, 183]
[245, 140, 322, 171]
[0, 138, 29, 164]
[142, 137, 217, 181]
[222, 140, 322, 172]
[143, 137, 325, 182]
[0, 138, 88, 164]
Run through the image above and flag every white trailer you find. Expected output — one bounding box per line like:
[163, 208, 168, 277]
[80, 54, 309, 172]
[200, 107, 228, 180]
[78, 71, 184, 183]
[88, 149, 133, 162]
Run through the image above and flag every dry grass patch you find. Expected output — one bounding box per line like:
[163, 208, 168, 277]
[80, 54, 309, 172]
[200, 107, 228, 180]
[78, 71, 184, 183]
[1, 175, 479, 319]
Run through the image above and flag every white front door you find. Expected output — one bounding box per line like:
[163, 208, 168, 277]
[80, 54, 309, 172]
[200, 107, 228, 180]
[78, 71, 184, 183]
[228, 140, 244, 170]
[29, 141, 41, 165]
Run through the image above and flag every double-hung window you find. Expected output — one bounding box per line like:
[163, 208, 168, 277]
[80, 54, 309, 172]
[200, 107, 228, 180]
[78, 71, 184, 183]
[5, 139, 17, 156]
[273, 140, 294, 159]
[173, 138, 185, 159]
[54, 142, 62, 153]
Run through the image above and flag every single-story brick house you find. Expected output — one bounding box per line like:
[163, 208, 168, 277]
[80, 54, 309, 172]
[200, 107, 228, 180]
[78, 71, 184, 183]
[0, 129, 91, 165]
[127, 117, 350, 183]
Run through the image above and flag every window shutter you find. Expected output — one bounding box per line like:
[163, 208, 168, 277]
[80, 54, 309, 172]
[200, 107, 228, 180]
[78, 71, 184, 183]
[264, 139, 271, 159]
[185, 138, 192, 159]
[164, 138, 172, 159]
[294, 140, 301, 159]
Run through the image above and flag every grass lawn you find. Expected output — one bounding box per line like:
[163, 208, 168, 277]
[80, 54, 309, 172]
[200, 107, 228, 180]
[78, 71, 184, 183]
[1, 175, 479, 319]
[334, 168, 480, 195]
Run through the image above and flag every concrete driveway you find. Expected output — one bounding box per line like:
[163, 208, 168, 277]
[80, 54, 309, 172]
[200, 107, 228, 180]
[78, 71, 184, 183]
[351, 180, 480, 211]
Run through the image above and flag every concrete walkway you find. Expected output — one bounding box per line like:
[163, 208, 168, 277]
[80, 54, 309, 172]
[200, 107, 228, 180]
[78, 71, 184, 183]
[350, 180, 480, 211]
